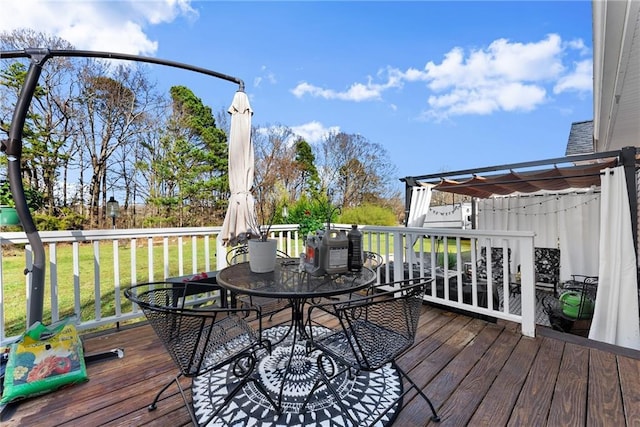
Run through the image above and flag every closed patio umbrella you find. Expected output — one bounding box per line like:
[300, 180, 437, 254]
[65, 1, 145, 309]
[220, 90, 258, 246]
[2, 48, 246, 327]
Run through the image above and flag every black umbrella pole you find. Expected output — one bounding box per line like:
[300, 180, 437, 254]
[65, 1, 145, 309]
[4, 53, 49, 327]
[1, 47, 250, 329]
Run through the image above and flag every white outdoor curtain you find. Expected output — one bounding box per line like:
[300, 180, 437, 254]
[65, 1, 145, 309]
[557, 192, 601, 277]
[407, 184, 433, 228]
[589, 166, 640, 349]
[220, 91, 257, 247]
[477, 191, 601, 280]
[406, 184, 433, 265]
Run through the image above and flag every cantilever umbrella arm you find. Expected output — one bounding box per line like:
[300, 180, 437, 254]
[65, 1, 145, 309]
[0, 48, 244, 328]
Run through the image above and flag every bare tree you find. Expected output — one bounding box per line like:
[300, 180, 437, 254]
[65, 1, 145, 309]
[73, 61, 156, 227]
[0, 29, 80, 214]
[316, 131, 398, 209]
[252, 124, 300, 210]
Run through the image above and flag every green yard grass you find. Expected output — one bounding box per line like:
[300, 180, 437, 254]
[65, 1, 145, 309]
[1, 233, 470, 337]
[2, 239, 218, 337]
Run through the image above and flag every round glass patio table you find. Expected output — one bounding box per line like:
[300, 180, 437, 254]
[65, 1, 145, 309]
[216, 258, 375, 298]
[193, 261, 401, 425]
[216, 258, 375, 341]
[215, 259, 377, 413]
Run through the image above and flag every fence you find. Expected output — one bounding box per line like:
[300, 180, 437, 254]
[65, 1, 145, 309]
[0, 224, 536, 345]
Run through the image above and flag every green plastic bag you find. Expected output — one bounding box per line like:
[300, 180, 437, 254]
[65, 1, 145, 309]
[1, 319, 87, 404]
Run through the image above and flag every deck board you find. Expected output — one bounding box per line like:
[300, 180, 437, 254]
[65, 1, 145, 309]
[2, 305, 639, 427]
[469, 335, 540, 426]
[508, 337, 564, 426]
[434, 327, 521, 427]
[618, 355, 640, 424]
[394, 318, 489, 426]
[547, 342, 589, 426]
[588, 348, 625, 426]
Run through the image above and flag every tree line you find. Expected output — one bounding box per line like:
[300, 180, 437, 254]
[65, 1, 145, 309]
[0, 29, 402, 231]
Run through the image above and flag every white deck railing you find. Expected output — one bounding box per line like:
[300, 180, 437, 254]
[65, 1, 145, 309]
[0, 224, 536, 345]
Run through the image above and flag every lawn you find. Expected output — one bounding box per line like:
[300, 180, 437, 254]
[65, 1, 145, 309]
[1, 239, 218, 337]
[1, 233, 469, 337]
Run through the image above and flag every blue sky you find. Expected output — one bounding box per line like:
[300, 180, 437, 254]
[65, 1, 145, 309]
[1, 1, 594, 185]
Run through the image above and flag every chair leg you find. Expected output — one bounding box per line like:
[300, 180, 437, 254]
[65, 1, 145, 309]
[396, 364, 440, 422]
[147, 372, 201, 426]
[299, 354, 359, 426]
[199, 352, 281, 425]
[364, 364, 440, 425]
[200, 374, 279, 425]
[148, 373, 182, 411]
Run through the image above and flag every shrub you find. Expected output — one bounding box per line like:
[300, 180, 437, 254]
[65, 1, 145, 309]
[0, 181, 44, 210]
[33, 209, 86, 231]
[288, 196, 329, 237]
[338, 203, 398, 226]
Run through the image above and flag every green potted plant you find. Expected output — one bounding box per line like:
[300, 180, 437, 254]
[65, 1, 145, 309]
[247, 196, 279, 273]
[0, 181, 45, 227]
[0, 181, 20, 226]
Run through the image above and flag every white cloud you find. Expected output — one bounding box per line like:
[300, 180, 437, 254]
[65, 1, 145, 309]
[290, 121, 339, 144]
[412, 34, 567, 118]
[292, 33, 592, 120]
[566, 38, 590, 56]
[0, 0, 196, 55]
[129, 0, 197, 25]
[553, 59, 593, 94]
[291, 68, 403, 102]
[291, 81, 382, 102]
[254, 66, 277, 88]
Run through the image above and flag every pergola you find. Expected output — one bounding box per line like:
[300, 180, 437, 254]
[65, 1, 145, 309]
[401, 147, 638, 260]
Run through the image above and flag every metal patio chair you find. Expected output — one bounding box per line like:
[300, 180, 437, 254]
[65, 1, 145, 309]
[311, 250, 384, 308]
[302, 277, 440, 425]
[227, 244, 292, 321]
[362, 250, 384, 272]
[124, 282, 278, 425]
[477, 246, 511, 283]
[534, 247, 561, 296]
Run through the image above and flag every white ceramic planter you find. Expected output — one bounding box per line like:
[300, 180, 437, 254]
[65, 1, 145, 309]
[248, 239, 277, 273]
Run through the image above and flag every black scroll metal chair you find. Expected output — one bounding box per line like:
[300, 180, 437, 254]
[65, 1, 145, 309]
[362, 250, 384, 272]
[227, 244, 292, 321]
[534, 247, 561, 296]
[318, 250, 384, 302]
[124, 282, 278, 425]
[477, 246, 511, 283]
[302, 278, 440, 425]
[542, 275, 597, 333]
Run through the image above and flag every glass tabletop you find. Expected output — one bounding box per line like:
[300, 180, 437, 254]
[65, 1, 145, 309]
[216, 258, 375, 299]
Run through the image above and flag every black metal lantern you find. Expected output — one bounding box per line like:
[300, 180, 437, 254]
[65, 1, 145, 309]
[107, 196, 119, 229]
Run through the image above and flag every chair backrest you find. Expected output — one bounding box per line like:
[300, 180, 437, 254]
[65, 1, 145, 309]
[227, 244, 289, 265]
[338, 279, 429, 370]
[534, 247, 560, 284]
[563, 274, 598, 315]
[477, 247, 511, 281]
[124, 283, 257, 377]
[363, 251, 384, 271]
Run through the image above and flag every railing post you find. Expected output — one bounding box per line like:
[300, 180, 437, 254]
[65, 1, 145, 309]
[216, 236, 227, 270]
[393, 231, 405, 282]
[520, 237, 536, 337]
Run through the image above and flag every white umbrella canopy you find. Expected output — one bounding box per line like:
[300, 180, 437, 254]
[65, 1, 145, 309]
[220, 90, 259, 246]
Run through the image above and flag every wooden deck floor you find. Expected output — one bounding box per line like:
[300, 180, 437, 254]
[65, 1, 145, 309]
[2, 305, 639, 426]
